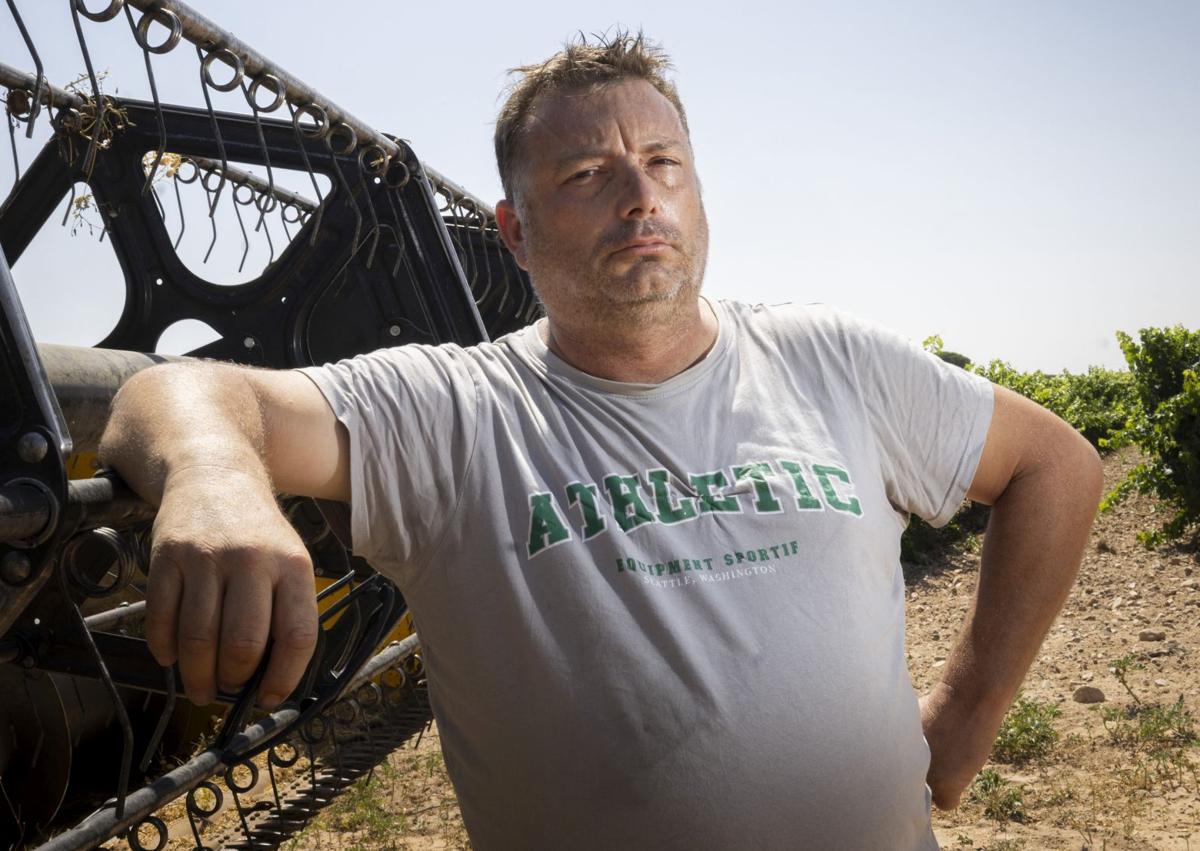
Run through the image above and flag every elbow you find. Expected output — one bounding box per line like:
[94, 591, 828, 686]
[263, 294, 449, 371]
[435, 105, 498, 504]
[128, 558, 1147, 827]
[99, 362, 192, 464]
[1057, 427, 1105, 516]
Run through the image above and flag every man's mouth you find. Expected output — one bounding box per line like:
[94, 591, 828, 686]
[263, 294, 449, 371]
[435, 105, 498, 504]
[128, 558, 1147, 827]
[612, 239, 670, 257]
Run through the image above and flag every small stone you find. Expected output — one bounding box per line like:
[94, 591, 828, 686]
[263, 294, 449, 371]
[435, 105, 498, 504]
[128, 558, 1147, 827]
[1073, 686, 1106, 704]
[1155, 679, 1167, 687]
[1112, 597, 1124, 609]
[932, 660, 946, 669]
[1139, 630, 1167, 642]
[1081, 671, 1094, 681]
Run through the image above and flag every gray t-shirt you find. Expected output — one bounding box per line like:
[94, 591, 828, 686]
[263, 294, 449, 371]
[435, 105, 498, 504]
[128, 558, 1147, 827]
[301, 299, 994, 851]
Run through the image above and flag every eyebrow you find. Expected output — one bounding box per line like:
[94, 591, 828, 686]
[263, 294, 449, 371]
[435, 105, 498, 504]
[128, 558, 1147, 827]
[554, 139, 683, 171]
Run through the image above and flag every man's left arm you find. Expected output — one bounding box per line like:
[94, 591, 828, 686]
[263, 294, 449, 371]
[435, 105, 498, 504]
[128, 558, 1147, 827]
[920, 382, 1104, 809]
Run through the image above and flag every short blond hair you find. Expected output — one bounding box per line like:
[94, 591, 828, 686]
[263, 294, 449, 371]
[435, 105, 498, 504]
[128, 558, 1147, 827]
[494, 31, 689, 201]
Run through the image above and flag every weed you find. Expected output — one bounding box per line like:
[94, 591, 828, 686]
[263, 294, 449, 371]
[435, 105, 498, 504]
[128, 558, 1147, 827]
[1109, 654, 1145, 705]
[970, 769, 1027, 823]
[1101, 695, 1198, 751]
[992, 692, 1062, 764]
[981, 840, 1025, 851]
[320, 773, 408, 840]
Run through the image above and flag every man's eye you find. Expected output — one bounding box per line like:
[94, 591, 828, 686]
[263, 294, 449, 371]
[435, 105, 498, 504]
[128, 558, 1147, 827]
[570, 168, 599, 182]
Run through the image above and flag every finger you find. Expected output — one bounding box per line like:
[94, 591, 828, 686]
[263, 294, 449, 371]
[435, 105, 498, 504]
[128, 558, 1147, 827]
[258, 558, 319, 709]
[144, 549, 184, 666]
[175, 563, 222, 706]
[216, 567, 273, 693]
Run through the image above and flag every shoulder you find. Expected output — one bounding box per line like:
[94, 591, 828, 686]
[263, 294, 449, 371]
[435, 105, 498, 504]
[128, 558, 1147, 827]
[715, 298, 890, 356]
[312, 326, 539, 380]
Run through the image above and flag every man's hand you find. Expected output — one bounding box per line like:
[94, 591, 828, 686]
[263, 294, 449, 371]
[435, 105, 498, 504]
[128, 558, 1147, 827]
[145, 465, 319, 709]
[99, 362, 351, 709]
[919, 681, 1007, 809]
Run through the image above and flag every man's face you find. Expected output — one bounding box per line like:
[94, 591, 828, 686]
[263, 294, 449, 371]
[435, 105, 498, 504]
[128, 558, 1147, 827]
[496, 79, 709, 328]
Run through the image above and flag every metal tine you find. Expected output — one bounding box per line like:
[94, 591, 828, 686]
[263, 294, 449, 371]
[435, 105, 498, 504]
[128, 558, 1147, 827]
[239, 74, 285, 273]
[150, 179, 167, 223]
[354, 166, 381, 269]
[61, 183, 77, 226]
[171, 171, 186, 249]
[356, 695, 377, 786]
[199, 169, 220, 262]
[325, 230, 358, 300]
[446, 199, 471, 287]
[328, 717, 344, 778]
[462, 204, 481, 289]
[6, 111, 19, 181]
[454, 206, 480, 295]
[381, 189, 407, 278]
[67, 0, 105, 179]
[284, 100, 327, 248]
[317, 579, 371, 626]
[304, 736, 318, 796]
[225, 772, 253, 841]
[184, 791, 207, 851]
[231, 187, 250, 273]
[328, 150, 362, 256]
[195, 44, 230, 217]
[138, 666, 177, 773]
[123, 4, 167, 195]
[369, 222, 403, 282]
[391, 191, 437, 334]
[316, 568, 355, 602]
[278, 203, 291, 241]
[65, 597, 134, 820]
[259, 195, 275, 265]
[265, 751, 283, 816]
[7, 0, 46, 138]
[239, 75, 278, 209]
[477, 215, 496, 307]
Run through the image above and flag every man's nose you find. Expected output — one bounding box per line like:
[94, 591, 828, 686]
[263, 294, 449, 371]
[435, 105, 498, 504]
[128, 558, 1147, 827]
[617, 163, 659, 219]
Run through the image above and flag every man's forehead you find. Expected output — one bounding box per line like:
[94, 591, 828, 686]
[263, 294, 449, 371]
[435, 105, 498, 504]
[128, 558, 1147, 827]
[523, 79, 686, 154]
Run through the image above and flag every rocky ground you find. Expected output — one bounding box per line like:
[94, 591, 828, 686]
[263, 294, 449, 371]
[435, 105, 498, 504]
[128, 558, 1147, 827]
[286, 445, 1199, 851]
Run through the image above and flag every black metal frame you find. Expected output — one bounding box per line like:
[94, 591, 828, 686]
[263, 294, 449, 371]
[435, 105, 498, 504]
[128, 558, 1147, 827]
[2, 99, 490, 365]
[0, 91, 536, 849]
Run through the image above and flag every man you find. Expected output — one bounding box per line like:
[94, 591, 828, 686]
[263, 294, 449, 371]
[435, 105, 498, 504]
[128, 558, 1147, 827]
[101, 33, 1103, 850]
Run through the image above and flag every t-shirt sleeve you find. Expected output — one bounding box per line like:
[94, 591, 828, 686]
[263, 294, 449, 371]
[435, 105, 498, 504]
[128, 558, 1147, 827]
[833, 309, 995, 527]
[298, 344, 479, 577]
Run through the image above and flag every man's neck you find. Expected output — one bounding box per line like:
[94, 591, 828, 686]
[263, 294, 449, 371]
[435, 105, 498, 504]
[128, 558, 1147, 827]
[539, 297, 720, 384]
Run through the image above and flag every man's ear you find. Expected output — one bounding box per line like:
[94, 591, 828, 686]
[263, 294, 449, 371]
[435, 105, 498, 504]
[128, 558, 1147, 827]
[495, 200, 529, 271]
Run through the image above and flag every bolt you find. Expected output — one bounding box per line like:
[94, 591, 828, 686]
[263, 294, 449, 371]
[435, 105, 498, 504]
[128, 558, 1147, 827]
[243, 337, 255, 349]
[17, 431, 48, 464]
[388, 325, 402, 337]
[1, 552, 32, 585]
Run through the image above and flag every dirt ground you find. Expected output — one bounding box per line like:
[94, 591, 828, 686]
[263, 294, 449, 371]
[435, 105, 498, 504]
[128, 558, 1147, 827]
[291, 445, 1200, 851]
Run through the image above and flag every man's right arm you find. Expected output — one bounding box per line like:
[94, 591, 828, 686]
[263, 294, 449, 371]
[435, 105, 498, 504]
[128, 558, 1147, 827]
[99, 362, 350, 708]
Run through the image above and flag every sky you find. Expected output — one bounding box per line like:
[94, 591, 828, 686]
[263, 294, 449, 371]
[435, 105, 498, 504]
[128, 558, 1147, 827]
[2, 1, 1198, 371]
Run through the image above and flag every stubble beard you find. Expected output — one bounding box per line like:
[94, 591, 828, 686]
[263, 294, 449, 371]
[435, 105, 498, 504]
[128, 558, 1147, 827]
[524, 207, 710, 332]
